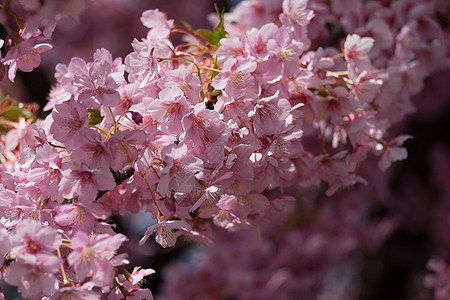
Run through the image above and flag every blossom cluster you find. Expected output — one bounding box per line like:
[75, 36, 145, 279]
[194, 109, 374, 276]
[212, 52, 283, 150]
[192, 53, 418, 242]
[158, 136, 450, 298]
[159, 160, 395, 299]
[0, 0, 448, 298]
[0, 0, 87, 82]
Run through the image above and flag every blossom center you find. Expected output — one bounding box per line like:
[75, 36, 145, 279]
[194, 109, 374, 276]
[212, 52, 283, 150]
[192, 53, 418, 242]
[26, 238, 41, 254]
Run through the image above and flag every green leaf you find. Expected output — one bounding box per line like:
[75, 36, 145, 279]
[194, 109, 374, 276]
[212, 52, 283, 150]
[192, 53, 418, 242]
[211, 56, 219, 79]
[210, 7, 227, 45]
[194, 28, 215, 44]
[179, 19, 194, 32]
[88, 109, 104, 125]
[211, 89, 221, 97]
[318, 90, 329, 97]
[1, 106, 33, 122]
[194, 5, 227, 45]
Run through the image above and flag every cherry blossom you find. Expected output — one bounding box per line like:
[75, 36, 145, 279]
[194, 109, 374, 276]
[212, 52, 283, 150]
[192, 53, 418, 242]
[107, 129, 148, 171]
[212, 57, 257, 99]
[148, 87, 193, 135]
[70, 129, 113, 169]
[9, 219, 61, 259]
[139, 219, 192, 247]
[1, 36, 52, 82]
[74, 52, 124, 109]
[53, 202, 111, 232]
[4, 258, 60, 299]
[344, 34, 374, 76]
[59, 162, 116, 203]
[50, 100, 89, 150]
[0, 225, 11, 267]
[376, 135, 412, 172]
[125, 38, 161, 88]
[157, 143, 204, 197]
[158, 67, 202, 104]
[68, 231, 128, 287]
[47, 286, 101, 300]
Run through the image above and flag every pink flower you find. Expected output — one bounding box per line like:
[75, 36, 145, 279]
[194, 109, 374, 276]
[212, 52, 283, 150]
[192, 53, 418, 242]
[213, 193, 270, 231]
[215, 36, 250, 63]
[107, 266, 155, 299]
[26, 163, 62, 202]
[248, 91, 292, 137]
[280, 0, 314, 44]
[54, 202, 111, 232]
[140, 9, 173, 32]
[266, 26, 304, 78]
[182, 103, 228, 147]
[315, 86, 354, 125]
[68, 231, 127, 287]
[59, 162, 116, 203]
[74, 51, 124, 109]
[113, 82, 144, 115]
[247, 23, 278, 60]
[1, 37, 52, 82]
[4, 117, 36, 151]
[50, 100, 89, 150]
[280, 0, 315, 27]
[222, 144, 260, 195]
[107, 129, 148, 171]
[158, 67, 202, 104]
[148, 87, 193, 135]
[376, 135, 412, 171]
[4, 258, 60, 299]
[139, 219, 192, 247]
[349, 70, 384, 104]
[344, 34, 374, 76]
[4, 219, 61, 298]
[313, 151, 366, 196]
[190, 172, 233, 212]
[20, 0, 86, 39]
[0, 225, 11, 265]
[300, 48, 334, 72]
[127, 267, 156, 286]
[71, 128, 113, 169]
[0, 186, 23, 227]
[9, 219, 62, 260]
[217, 193, 269, 220]
[48, 286, 101, 300]
[44, 83, 72, 111]
[212, 57, 257, 99]
[125, 39, 160, 88]
[157, 143, 203, 197]
[54, 56, 89, 95]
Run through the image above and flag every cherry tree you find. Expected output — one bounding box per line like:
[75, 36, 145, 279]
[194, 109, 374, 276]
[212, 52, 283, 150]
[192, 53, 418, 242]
[0, 0, 448, 298]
